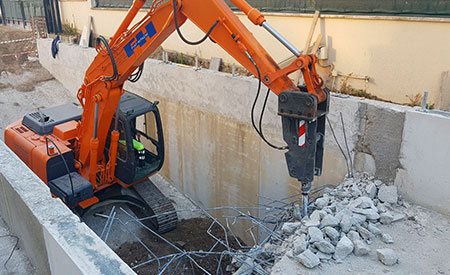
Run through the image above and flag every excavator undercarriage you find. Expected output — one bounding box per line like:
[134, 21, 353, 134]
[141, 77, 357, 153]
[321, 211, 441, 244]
[5, 91, 178, 233]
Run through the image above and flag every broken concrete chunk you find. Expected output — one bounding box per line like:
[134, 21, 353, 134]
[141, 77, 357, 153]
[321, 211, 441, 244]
[380, 212, 394, 225]
[282, 222, 301, 235]
[209, 57, 222, 71]
[308, 227, 324, 243]
[350, 188, 362, 198]
[314, 240, 335, 254]
[348, 196, 375, 209]
[303, 210, 323, 228]
[335, 208, 352, 220]
[350, 213, 367, 226]
[365, 182, 378, 199]
[356, 225, 374, 240]
[378, 185, 398, 204]
[336, 190, 351, 199]
[297, 249, 321, 268]
[292, 234, 307, 255]
[377, 248, 399, 266]
[381, 233, 394, 244]
[340, 214, 353, 233]
[374, 180, 383, 187]
[377, 203, 389, 213]
[320, 214, 339, 228]
[316, 251, 332, 261]
[334, 235, 354, 261]
[315, 197, 330, 209]
[323, 226, 340, 245]
[346, 230, 361, 242]
[367, 223, 382, 236]
[353, 239, 370, 256]
[352, 208, 380, 220]
[392, 212, 406, 223]
[309, 245, 319, 254]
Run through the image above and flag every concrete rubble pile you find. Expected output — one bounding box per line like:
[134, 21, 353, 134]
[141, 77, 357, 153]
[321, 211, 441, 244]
[263, 173, 408, 271]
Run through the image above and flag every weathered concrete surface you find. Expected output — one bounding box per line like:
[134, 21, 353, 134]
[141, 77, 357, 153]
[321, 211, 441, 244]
[37, 38, 450, 217]
[37, 39, 96, 93]
[0, 216, 35, 274]
[395, 111, 450, 215]
[37, 39, 355, 211]
[356, 102, 407, 181]
[0, 141, 135, 275]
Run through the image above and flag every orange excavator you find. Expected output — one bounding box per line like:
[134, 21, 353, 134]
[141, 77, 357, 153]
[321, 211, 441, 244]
[4, 0, 329, 232]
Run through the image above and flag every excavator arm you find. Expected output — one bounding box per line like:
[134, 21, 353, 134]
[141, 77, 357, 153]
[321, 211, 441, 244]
[76, 0, 329, 216]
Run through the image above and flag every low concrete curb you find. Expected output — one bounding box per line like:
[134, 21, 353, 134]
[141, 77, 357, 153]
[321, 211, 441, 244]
[0, 141, 134, 275]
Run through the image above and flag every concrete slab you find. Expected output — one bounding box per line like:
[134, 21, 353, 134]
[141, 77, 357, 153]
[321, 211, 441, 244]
[0, 141, 135, 275]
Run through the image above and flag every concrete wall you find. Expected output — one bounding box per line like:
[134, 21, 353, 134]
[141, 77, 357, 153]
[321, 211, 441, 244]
[57, 0, 450, 108]
[0, 141, 134, 275]
[37, 39, 357, 208]
[37, 38, 450, 218]
[395, 111, 450, 215]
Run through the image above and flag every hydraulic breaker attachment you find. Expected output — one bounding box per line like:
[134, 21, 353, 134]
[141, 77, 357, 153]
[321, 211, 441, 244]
[278, 87, 330, 217]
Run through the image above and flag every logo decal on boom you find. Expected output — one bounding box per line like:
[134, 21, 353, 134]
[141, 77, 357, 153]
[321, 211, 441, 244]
[124, 22, 157, 57]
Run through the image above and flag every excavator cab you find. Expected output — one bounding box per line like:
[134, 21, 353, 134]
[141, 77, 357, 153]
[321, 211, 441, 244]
[105, 91, 164, 185]
[86, 92, 176, 233]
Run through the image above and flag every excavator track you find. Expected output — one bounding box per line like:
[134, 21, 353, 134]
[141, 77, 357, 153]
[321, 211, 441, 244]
[133, 179, 178, 233]
[79, 179, 178, 234]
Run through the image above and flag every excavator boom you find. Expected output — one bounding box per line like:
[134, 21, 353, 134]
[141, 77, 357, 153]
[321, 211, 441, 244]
[5, 0, 329, 219]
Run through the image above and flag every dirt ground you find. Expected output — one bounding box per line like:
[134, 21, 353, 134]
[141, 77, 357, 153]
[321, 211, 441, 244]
[82, 174, 246, 275]
[0, 25, 55, 87]
[0, 26, 74, 136]
[115, 218, 245, 274]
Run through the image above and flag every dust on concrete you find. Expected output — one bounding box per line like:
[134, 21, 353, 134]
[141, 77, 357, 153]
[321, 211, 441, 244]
[0, 216, 35, 274]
